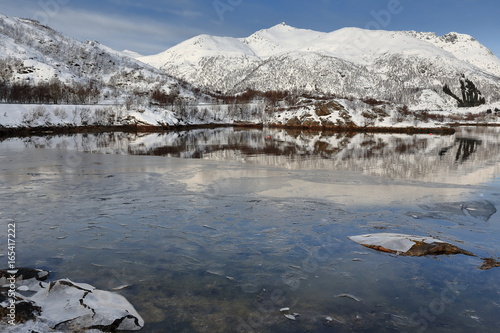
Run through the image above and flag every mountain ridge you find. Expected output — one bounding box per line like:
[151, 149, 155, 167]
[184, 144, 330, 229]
[139, 23, 500, 108]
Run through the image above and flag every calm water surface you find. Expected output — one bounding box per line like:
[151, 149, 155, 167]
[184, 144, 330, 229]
[0, 127, 499, 332]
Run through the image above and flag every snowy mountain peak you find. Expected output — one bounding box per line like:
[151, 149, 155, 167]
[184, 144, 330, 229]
[407, 30, 500, 77]
[441, 32, 475, 44]
[121, 50, 144, 59]
[243, 23, 324, 58]
[267, 22, 295, 31]
[248, 22, 299, 36]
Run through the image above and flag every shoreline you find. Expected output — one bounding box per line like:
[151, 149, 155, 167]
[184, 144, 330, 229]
[0, 123, 461, 138]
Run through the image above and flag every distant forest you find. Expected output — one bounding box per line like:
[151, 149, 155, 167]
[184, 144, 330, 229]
[0, 77, 100, 104]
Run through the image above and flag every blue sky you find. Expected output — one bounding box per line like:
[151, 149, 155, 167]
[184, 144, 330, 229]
[2, 0, 500, 57]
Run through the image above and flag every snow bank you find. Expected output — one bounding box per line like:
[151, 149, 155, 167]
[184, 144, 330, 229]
[0, 103, 180, 128]
[1, 99, 498, 131]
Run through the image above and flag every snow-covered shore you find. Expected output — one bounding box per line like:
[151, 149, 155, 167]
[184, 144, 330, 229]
[1, 101, 499, 136]
[0, 103, 179, 128]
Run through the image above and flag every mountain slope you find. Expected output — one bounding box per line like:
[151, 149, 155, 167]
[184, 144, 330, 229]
[0, 13, 196, 101]
[0, 13, 222, 128]
[407, 31, 500, 78]
[139, 23, 500, 108]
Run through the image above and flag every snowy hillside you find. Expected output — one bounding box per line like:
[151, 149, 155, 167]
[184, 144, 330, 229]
[0, 13, 200, 103]
[407, 31, 500, 78]
[139, 23, 500, 109]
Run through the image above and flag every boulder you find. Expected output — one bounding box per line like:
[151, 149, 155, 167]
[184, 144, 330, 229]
[0, 268, 144, 332]
[348, 233, 474, 256]
[348, 233, 500, 270]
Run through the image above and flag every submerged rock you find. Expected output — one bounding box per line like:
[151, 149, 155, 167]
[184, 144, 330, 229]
[462, 201, 497, 221]
[0, 268, 144, 332]
[416, 200, 497, 222]
[479, 258, 500, 270]
[348, 233, 474, 257]
[348, 233, 499, 270]
[0, 267, 50, 283]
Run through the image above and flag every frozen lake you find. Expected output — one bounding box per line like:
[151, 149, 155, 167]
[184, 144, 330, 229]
[1, 127, 499, 332]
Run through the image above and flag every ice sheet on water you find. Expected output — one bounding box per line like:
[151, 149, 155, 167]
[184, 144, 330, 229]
[348, 233, 439, 253]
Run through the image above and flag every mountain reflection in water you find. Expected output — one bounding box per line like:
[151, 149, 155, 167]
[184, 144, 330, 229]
[13, 126, 500, 184]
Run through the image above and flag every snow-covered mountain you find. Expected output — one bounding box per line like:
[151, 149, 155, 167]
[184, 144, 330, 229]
[407, 31, 500, 78]
[0, 13, 198, 102]
[139, 23, 500, 108]
[1, 14, 499, 131]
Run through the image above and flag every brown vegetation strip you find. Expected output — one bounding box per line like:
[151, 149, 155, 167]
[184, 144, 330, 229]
[1, 123, 456, 139]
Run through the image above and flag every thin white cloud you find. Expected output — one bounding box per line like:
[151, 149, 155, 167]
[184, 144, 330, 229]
[0, 1, 35, 19]
[2, 4, 205, 55]
[60, 9, 205, 54]
[167, 9, 203, 19]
